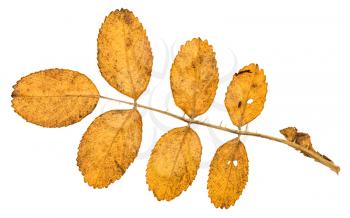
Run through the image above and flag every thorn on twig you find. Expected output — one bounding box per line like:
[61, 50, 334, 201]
[238, 126, 242, 139]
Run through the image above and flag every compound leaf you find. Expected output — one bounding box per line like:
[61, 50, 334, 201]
[97, 9, 153, 100]
[225, 64, 267, 127]
[11, 68, 99, 128]
[146, 127, 202, 200]
[208, 138, 249, 209]
[77, 109, 142, 188]
[170, 38, 219, 118]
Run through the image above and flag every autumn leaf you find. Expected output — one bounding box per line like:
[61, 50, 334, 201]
[97, 9, 153, 100]
[225, 64, 267, 127]
[77, 109, 142, 188]
[208, 138, 249, 209]
[170, 38, 219, 118]
[11, 68, 99, 128]
[9, 8, 340, 209]
[146, 127, 202, 200]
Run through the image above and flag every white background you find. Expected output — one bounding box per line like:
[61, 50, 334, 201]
[0, 0, 349, 217]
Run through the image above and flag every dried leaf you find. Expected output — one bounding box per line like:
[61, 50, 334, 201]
[295, 132, 317, 158]
[146, 127, 202, 200]
[295, 132, 314, 156]
[11, 68, 99, 127]
[225, 64, 267, 127]
[170, 38, 219, 118]
[208, 138, 249, 209]
[280, 127, 313, 150]
[295, 132, 313, 150]
[280, 127, 298, 142]
[77, 109, 142, 188]
[280, 127, 326, 159]
[294, 132, 335, 163]
[97, 9, 153, 100]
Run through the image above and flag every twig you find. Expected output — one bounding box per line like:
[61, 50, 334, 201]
[99, 95, 340, 174]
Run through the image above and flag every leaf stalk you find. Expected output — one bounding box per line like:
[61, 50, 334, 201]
[99, 95, 340, 174]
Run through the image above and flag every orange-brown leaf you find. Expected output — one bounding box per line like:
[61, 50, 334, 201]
[77, 109, 142, 188]
[11, 68, 99, 127]
[146, 127, 202, 200]
[295, 132, 313, 150]
[208, 138, 249, 209]
[280, 127, 317, 158]
[97, 9, 153, 100]
[225, 64, 267, 127]
[280, 127, 298, 142]
[170, 38, 219, 118]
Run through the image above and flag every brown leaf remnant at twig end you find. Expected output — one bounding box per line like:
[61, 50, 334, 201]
[280, 127, 335, 164]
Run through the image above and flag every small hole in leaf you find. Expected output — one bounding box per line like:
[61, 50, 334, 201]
[233, 160, 238, 167]
[247, 98, 254, 104]
[227, 160, 231, 165]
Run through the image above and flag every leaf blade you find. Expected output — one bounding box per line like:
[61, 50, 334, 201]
[225, 64, 267, 127]
[77, 109, 142, 188]
[146, 127, 202, 200]
[208, 138, 249, 209]
[170, 38, 219, 118]
[97, 9, 153, 99]
[11, 68, 99, 127]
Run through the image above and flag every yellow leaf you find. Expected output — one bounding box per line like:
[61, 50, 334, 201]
[208, 138, 249, 209]
[77, 109, 142, 188]
[146, 127, 202, 200]
[97, 9, 153, 100]
[225, 64, 267, 127]
[11, 68, 99, 128]
[170, 38, 219, 118]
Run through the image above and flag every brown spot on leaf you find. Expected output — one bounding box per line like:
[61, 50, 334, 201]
[123, 12, 132, 24]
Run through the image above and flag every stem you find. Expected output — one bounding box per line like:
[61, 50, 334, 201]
[99, 95, 340, 174]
